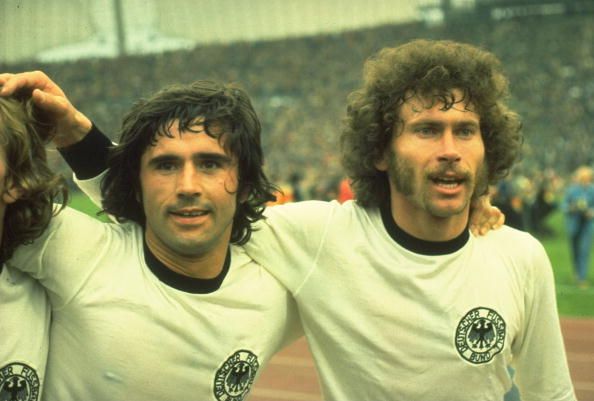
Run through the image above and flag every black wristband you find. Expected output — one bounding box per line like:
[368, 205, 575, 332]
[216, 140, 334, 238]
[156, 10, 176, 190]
[58, 123, 111, 180]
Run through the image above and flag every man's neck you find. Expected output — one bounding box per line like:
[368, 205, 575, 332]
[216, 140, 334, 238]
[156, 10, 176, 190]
[390, 201, 469, 242]
[145, 233, 229, 279]
[379, 202, 469, 255]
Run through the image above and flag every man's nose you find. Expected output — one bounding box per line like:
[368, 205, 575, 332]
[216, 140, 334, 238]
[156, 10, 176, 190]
[437, 131, 461, 163]
[176, 165, 202, 196]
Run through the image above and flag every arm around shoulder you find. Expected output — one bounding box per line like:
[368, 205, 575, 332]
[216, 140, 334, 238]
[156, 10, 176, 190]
[7, 207, 112, 309]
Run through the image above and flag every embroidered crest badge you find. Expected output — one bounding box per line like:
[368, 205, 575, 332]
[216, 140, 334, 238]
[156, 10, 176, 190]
[455, 307, 506, 364]
[0, 362, 41, 401]
[213, 350, 259, 401]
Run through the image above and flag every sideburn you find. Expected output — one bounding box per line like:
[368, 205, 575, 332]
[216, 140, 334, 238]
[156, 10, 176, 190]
[387, 149, 415, 197]
[471, 163, 489, 203]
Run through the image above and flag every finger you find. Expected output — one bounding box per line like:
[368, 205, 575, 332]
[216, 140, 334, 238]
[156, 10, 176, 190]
[0, 72, 16, 80]
[0, 72, 14, 84]
[495, 211, 505, 229]
[31, 89, 70, 117]
[0, 73, 36, 96]
[26, 71, 65, 96]
[487, 214, 498, 227]
[0, 73, 15, 94]
[0, 71, 62, 97]
[486, 206, 504, 229]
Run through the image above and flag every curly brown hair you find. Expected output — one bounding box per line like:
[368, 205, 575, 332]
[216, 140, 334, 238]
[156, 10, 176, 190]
[341, 39, 523, 208]
[101, 80, 277, 245]
[0, 95, 68, 264]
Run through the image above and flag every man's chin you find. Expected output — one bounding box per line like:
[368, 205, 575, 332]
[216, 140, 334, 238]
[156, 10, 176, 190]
[427, 202, 469, 219]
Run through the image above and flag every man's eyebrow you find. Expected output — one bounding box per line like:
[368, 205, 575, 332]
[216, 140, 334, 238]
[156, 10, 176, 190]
[408, 120, 442, 126]
[193, 152, 233, 163]
[405, 119, 445, 129]
[146, 152, 233, 167]
[146, 154, 181, 166]
[454, 120, 481, 129]
[407, 118, 480, 128]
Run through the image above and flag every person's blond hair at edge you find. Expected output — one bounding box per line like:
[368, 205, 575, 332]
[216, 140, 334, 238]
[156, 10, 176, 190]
[0, 94, 68, 263]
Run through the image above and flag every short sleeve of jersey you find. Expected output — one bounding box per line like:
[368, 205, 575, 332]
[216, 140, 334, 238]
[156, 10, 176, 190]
[511, 236, 576, 401]
[74, 171, 106, 210]
[7, 207, 114, 309]
[245, 201, 337, 294]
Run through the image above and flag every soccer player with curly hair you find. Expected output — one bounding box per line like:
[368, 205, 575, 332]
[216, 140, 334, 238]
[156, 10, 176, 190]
[249, 39, 574, 400]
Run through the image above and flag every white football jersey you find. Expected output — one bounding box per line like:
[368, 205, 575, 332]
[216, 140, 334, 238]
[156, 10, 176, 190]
[244, 200, 576, 401]
[8, 207, 301, 401]
[75, 169, 575, 401]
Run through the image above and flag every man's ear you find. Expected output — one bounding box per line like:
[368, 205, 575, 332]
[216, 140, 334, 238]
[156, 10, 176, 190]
[238, 185, 250, 204]
[2, 181, 22, 204]
[375, 152, 389, 172]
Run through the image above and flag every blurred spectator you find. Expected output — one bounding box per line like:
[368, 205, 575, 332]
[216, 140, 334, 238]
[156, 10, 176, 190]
[530, 169, 562, 237]
[1, 11, 592, 201]
[288, 172, 305, 202]
[491, 177, 526, 231]
[337, 177, 354, 203]
[562, 166, 594, 288]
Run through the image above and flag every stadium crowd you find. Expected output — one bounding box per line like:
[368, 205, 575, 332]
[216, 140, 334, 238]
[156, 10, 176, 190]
[1, 12, 592, 218]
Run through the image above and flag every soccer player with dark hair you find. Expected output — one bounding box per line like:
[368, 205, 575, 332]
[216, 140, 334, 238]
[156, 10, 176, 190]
[0, 79, 301, 400]
[0, 94, 67, 400]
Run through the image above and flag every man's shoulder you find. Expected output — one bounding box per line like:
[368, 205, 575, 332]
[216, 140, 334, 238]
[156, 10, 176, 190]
[228, 245, 288, 287]
[265, 199, 336, 215]
[476, 225, 544, 257]
[230, 245, 250, 265]
[263, 199, 369, 222]
[48, 205, 142, 245]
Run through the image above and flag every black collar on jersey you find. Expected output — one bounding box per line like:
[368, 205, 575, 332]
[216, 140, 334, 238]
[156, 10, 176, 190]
[143, 239, 231, 294]
[380, 199, 469, 255]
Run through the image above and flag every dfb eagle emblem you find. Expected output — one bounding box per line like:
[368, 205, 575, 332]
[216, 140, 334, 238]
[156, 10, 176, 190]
[455, 307, 506, 364]
[213, 350, 259, 401]
[469, 319, 496, 349]
[0, 363, 40, 401]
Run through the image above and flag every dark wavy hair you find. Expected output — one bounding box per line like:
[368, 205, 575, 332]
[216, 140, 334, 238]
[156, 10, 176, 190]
[101, 80, 276, 245]
[0, 95, 68, 264]
[341, 39, 523, 208]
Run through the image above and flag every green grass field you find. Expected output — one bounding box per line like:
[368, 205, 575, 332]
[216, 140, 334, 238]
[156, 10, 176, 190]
[67, 191, 593, 317]
[535, 212, 594, 317]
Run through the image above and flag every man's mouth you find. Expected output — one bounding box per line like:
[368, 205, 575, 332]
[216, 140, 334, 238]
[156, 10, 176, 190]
[431, 176, 464, 189]
[169, 209, 209, 217]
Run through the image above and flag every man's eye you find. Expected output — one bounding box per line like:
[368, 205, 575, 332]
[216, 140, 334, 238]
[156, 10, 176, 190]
[200, 160, 221, 170]
[415, 127, 435, 136]
[155, 161, 177, 171]
[458, 128, 476, 137]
